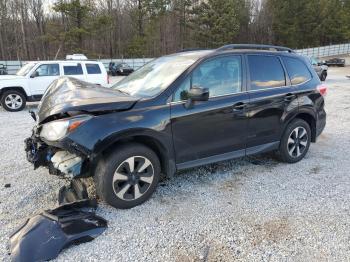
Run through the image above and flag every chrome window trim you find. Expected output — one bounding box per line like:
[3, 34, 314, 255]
[247, 77, 312, 93]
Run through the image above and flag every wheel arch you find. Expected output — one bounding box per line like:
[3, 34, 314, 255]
[286, 112, 317, 142]
[97, 132, 176, 178]
[0, 86, 28, 99]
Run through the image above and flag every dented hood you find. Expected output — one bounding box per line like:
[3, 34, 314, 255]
[37, 77, 139, 123]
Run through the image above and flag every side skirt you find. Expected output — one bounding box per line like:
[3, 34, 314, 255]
[176, 141, 279, 171]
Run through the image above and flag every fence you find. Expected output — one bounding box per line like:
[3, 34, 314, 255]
[1, 43, 350, 74]
[295, 43, 350, 58]
[0, 58, 154, 75]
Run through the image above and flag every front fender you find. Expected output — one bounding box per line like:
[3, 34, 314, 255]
[0, 81, 31, 96]
[64, 104, 172, 157]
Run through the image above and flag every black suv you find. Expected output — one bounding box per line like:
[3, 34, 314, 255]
[25, 44, 327, 209]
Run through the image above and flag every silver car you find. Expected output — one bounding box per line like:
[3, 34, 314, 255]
[308, 57, 328, 81]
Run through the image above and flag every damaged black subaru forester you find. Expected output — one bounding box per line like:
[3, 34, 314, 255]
[25, 44, 327, 209]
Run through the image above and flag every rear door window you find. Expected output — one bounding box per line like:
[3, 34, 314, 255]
[283, 57, 312, 85]
[86, 63, 102, 74]
[63, 63, 83, 75]
[247, 55, 286, 90]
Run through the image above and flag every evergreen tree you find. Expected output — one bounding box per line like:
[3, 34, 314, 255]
[190, 0, 241, 48]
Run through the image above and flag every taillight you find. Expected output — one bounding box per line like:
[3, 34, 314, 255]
[317, 84, 327, 96]
[107, 74, 110, 84]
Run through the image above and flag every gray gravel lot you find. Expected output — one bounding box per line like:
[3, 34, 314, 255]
[1, 68, 350, 261]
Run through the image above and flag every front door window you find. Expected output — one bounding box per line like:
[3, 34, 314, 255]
[173, 55, 242, 102]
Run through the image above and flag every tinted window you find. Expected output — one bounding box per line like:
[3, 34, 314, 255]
[86, 63, 101, 74]
[63, 64, 83, 75]
[34, 64, 59, 76]
[283, 57, 312, 85]
[248, 55, 286, 90]
[173, 56, 242, 101]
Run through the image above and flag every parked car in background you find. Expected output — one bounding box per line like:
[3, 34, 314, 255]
[325, 57, 345, 67]
[25, 44, 327, 209]
[0, 60, 108, 112]
[0, 64, 7, 75]
[308, 57, 328, 81]
[109, 62, 134, 76]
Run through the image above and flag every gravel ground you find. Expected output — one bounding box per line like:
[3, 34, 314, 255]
[1, 68, 350, 261]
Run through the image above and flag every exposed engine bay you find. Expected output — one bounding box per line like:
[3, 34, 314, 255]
[25, 133, 86, 178]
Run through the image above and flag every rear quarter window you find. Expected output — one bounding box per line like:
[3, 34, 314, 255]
[63, 64, 83, 75]
[247, 55, 286, 90]
[283, 57, 312, 85]
[86, 63, 102, 74]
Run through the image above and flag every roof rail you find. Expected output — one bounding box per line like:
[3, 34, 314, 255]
[177, 48, 211, 53]
[217, 44, 295, 53]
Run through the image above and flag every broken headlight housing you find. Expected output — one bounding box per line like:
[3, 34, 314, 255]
[40, 115, 92, 142]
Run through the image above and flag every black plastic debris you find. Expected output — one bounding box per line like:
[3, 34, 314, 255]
[9, 199, 107, 262]
[58, 179, 89, 205]
[4, 183, 11, 188]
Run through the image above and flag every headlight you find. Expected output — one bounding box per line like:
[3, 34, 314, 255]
[40, 115, 92, 142]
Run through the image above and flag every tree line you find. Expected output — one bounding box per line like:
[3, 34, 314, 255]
[0, 0, 349, 60]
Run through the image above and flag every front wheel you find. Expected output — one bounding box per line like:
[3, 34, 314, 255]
[1, 90, 26, 112]
[278, 119, 311, 163]
[94, 143, 161, 209]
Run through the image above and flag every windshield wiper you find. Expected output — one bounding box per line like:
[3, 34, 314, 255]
[116, 89, 130, 96]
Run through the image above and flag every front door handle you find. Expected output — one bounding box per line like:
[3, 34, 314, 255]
[284, 93, 296, 102]
[232, 102, 247, 111]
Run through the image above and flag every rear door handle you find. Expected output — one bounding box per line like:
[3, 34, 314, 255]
[232, 102, 247, 111]
[284, 93, 296, 102]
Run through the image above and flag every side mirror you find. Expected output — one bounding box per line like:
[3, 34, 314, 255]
[30, 71, 39, 78]
[184, 87, 209, 109]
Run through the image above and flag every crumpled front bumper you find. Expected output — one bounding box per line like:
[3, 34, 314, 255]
[24, 127, 88, 178]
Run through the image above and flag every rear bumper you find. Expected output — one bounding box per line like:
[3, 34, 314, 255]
[316, 108, 326, 138]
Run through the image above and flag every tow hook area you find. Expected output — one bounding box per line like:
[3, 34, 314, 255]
[51, 151, 83, 178]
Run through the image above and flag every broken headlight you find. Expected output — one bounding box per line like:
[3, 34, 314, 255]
[40, 115, 92, 142]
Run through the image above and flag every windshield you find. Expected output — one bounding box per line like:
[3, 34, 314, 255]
[112, 52, 209, 97]
[16, 62, 37, 76]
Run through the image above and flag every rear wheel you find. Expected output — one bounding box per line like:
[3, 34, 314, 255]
[1, 90, 26, 112]
[94, 143, 161, 209]
[278, 119, 311, 163]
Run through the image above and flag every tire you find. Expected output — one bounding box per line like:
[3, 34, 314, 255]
[278, 119, 311, 163]
[94, 143, 161, 209]
[320, 71, 327, 81]
[1, 90, 26, 112]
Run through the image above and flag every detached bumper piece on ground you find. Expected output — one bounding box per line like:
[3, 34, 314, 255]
[10, 197, 107, 261]
[58, 179, 89, 205]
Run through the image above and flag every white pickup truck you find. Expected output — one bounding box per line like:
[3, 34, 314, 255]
[0, 60, 108, 112]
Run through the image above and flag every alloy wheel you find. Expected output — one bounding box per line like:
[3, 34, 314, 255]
[287, 126, 308, 158]
[4, 94, 23, 110]
[112, 156, 154, 201]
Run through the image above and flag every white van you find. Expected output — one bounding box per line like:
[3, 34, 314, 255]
[0, 60, 108, 111]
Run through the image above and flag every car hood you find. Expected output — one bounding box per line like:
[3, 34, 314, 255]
[37, 77, 139, 123]
[0, 75, 25, 80]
